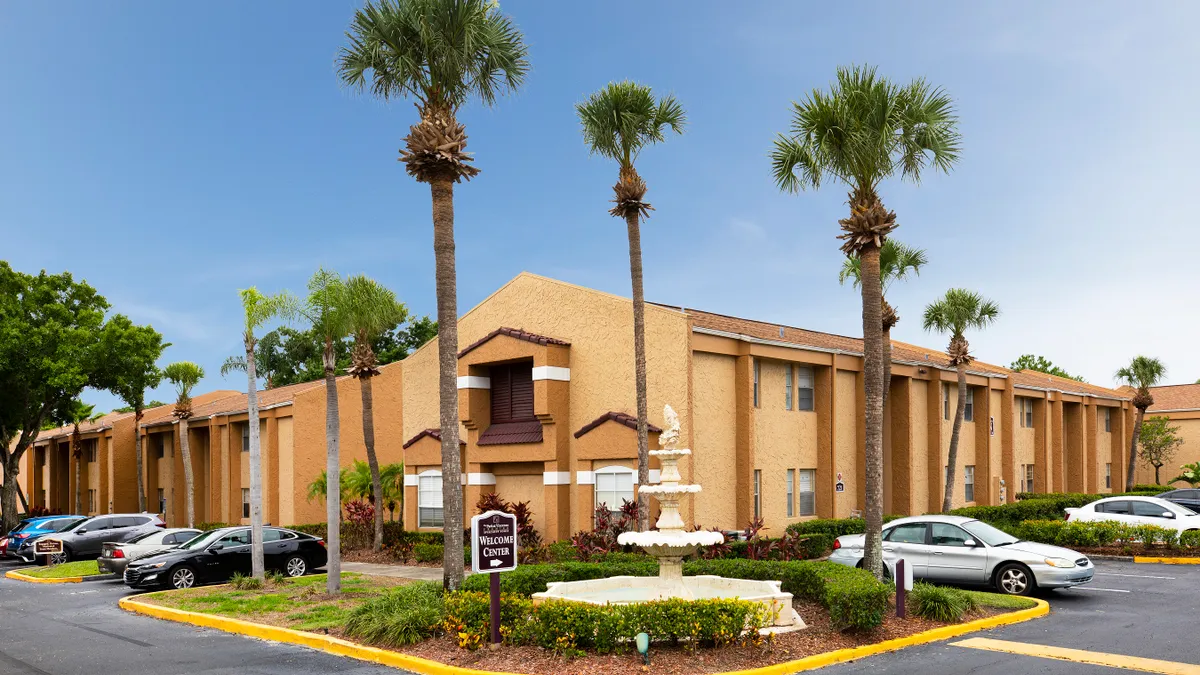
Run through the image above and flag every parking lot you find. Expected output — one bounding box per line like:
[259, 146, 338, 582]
[2, 558, 1198, 675]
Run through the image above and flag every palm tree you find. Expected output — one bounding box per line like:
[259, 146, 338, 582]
[839, 240, 928, 403]
[922, 289, 1000, 512]
[770, 65, 960, 579]
[220, 330, 285, 389]
[66, 400, 96, 516]
[337, 0, 529, 592]
[379, 462, 405, 523]
[577, 82, 684, 529]
[1116, 356, 1167, 491]
[163, 362, 204, 528]
[292, 268, 351, 594]
[238, 287, 291, 580]
[307, 467, 351, 505]
[343, 275, 406, 551]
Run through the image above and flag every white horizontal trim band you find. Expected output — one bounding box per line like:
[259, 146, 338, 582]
[576, 471, 595, 485]
[543, 471, 571, 485]
[531, 366, 570, 382]
[457, 376, 491, 390]
[467, 472, 496, 486]
[404, 475, 418, 487]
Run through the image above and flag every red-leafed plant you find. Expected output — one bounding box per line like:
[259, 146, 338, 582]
[744, 517, 777, 561]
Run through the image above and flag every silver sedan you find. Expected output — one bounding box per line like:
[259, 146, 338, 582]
[828, 514, 1093, 595]
[97, 528, 201, 575]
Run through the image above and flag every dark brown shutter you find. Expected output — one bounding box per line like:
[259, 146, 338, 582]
[491, 365, 513, 424]
[511, 365, 534, 420]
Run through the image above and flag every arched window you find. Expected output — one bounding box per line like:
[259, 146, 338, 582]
[418, 470, 443, 528]
[594, 465, 635, 514]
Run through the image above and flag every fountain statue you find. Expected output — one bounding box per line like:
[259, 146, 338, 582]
[532, 405, 804, 629]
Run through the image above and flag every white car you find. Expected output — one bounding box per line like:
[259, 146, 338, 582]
[96, 528, 201, 575]
[1065, 496, 1200, 535]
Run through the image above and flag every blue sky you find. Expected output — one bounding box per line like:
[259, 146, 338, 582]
[3, 1, 1198, 412]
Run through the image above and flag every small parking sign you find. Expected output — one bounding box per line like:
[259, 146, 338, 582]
[471, 510, 518, 574]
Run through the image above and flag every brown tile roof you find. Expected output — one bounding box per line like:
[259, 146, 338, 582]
[1148, 383, 1200, 411]
[574, 411, 663, 439]
[401, 428, 465, 449]
[150, 382, 326, 426]
[34, 411, 132, 443]
[458, 327, 570, 359]
[477, 420, 543, 446]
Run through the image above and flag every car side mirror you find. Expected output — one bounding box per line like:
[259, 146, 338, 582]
[77, 528, 88, 534]
[209, 543, 224, 552]
[964, 539, 977, 547]
[1163, 512, 1176, 519]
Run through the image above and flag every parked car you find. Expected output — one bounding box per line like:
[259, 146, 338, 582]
[123, 526, 327, 590]
[1065, 496, 1200, 534]
[3, 516, 88, 563]
[1156, 489, 1200, 514]
[828, 515, 1093, 596]
[41, 513, 165, 564]
[97, 528, 201, 575]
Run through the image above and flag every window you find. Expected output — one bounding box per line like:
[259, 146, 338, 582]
[1104, 408, 1112, 433]
[219, 530, 251, 547]
[798, 469, 816, 516]
[753, 359, 761, 408]
[242, 424, 250, 452]
[964, 465, 975, 502]
[931, 523, 973, 547]
[418, 472, 444, 528]
[753, 470, 761, 519]
[242, 488, 250, 519]
[1132, 501, 1172, 518]
[1096, 500, 1130, 514]
[1106, 463, 1112, 489]
[489, 361, 535, 423]
[594, 466, 635, 513]
[1023, 464, 1035, 493]
[156, 443, 164, 459]
[964, 389, 974, 422]
[786, 469, 795, 517]
[942, 383, 951, 420]
[87, 489, 96, 513]
[796, 366, 815, 412]
[263, 528, 282, 542]
[114, 516, 143, 528]
[785, 367, 793, 411]
[886, 523, 927, 544]
[1018, 398, 1034, 428]
[157, 488, 165, 514]
[86, 443, 96, 463]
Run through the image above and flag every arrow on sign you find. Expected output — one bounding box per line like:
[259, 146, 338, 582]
[490, 559, 502, 567]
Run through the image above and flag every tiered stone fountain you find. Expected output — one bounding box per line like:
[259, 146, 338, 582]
[532, 405, 804, 629]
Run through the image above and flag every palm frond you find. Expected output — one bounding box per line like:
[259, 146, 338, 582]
[922, 288, 1000, 339]
[162, 361, 205, 401]
[840, 240, 927, 292]
[1115, 356, 1167, 389]
[220, 356, 247, 377]
[576, 81, 686, 170]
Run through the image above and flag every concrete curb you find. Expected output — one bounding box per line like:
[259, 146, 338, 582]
[5, 569, 84, 584]
[119, 593, 1049, 675]
[1134, 556, 1200, 565]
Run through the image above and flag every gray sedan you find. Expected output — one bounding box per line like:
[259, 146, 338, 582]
[97, 528, 201, 575]
[828, 514, 1093, 595]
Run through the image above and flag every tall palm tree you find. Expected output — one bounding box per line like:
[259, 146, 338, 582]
[238, 287, 291, 580]
[292, 268, 351, 594]
[1116, 356, 1167, 491]
[337, 0, 529, 591]
[67, 400, 96, 516]
[839, 240, 928, 403]
[576, 82, 685, 529]
[343, 275, 406, 552]
[922, 289, 1000, 512]
[220, 330, 285, 389]
[163, 361, 204, 528]
[771, 65, 960, 579]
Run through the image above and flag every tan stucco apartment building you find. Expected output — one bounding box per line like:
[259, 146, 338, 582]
[20, 272, 1140, 539]
[1139, 384, 1200, 486]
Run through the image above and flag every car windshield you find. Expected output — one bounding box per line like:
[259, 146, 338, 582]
[176, 530, 225, 550]
[50, 518, 87, 532]
[960, 520, 1020, 546]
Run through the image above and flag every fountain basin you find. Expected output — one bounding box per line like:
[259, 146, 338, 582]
[531, 575, 803, 629]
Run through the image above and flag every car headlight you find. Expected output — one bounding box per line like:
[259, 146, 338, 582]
[1044, 557, 1077, 568]
[140, 561, 167, 570]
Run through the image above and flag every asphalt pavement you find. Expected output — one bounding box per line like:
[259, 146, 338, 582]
[1, 559, 1197, 675]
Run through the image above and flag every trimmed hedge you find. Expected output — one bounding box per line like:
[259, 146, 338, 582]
[1010, 519, 1200, 551]
[785, 515, 903, 539]
[288, 522, 445, 549]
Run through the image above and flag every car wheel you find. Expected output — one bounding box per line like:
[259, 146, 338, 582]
[169, 565, 197, 590]
[995, 563, 1035, 596]
[284, 555, 308, 578]
[49, 549, 70, 565]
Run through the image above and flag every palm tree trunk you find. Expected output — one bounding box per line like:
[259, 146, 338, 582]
[943, 361, 968, 512]
[180, 417, 194, 528]
[859, 245, 885, 580]
[1127, 405, 1146, 492]
[882, 327, 893, 410]
[431, 177, 464, 592]
[246, 336, 265, 580]
[324, 339, 342, 595]
[359, 374, 384, 552]
[73, 425, 81, 515]
[625, 211, 651, 531]
[135, 410, 146, 513]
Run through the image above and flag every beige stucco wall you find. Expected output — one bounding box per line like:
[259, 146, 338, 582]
[834, 371, 858, 518]
[494, 473, 544, 534]
[939, 383, 976, 509]
[752, 359, 819, 531]
[692, 352, 737, 529]
[1135, 415, 1200, 485]
[1097, 409, 1113, 492]
[988, 388, 1002, 503]
[277, 416, 294, 525]
[910, 380, 930, 513]
[1013, 396, 1036, 491]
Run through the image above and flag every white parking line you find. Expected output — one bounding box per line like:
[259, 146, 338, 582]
[1075, 587, 1131, 593]
[1095, 572, 1176, 580]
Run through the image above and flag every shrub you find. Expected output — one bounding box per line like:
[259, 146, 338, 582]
[1010, 519, 1187, 551]
[345, 581, 444, 647]
[414, 543, 443, 564]
[229, 572, 263, 590]
[444, 591, 535, 649]
[195, 521, 232, 531]
[910, 582, 977, 622]
[546, 540, 579, 563]
[785, 515, 903, 538]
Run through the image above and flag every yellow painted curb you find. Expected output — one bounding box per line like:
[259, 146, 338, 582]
[1135, 556, 1200, 565]
[120, 593, 1049, 675]
[4, 569, 85, 584]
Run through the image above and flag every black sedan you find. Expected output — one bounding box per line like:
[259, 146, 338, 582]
[123, 526, 327, 590]
[1158, 489, 1200, 514]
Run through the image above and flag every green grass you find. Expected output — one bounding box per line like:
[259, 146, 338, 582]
[288, 604, 353, 631]
[22, 560, 102, 579]
[962, 589, 1039, 610]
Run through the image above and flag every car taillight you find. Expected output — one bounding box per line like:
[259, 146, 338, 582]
[14, 533, 29, 540]
[1064, 513, 1071, 521]
[114, 549, 124, 558]
[833, 539, 841, 550]
[316, 539, 326, 548]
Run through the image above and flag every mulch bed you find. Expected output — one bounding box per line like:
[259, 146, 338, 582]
[396, 598, 1004, 675]
[1077, 545, 1199, 558]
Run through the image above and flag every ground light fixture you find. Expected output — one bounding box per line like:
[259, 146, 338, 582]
[636, 632, 650, 665]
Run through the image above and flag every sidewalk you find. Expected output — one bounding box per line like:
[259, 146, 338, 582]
[340, 561, 447, 581]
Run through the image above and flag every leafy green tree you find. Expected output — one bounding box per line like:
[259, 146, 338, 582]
[1010, 354, 1084, 382]
[1115, 356, 1167, 491]
[839, 240, 927, 402]
[343, 275, 407, 551]
[63, 400, 97, 516]
[1137, 416, 1183, 485]
[338, 0, 529, 592]
[220, 329, 287, 389]
[237, 287, 292, 579]
[111, 401, 165, 414]
[576, 82, 685, 529]
[770, 65, 960, 579]
[922, 289, 1000, 512]
[163, 361, 205, 527]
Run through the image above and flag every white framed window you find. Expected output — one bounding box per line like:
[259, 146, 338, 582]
[798, 469, 816, 516]
[241, 488, 250, 518]
[86, 442, 97, 463]
[1018, 398, 1034, 428]
[753, 470, 762, 519]
[1025, 464, 1035, 493]
[796, 366, 815, 412]
[943, 383, 951, 420]
[786, 469, 795, 517]
[1106, 463, 1112, 489]
[785, 366, 793, 411]
[964, 389, 975, 422]
[242, 424, 250, 452]
[594, 465, 635, 513]
[1104, 408, 1112, 433]
[964, 465, 975, 502]
[418, 471, 444, 528]
[753, 359, 761, 408]
[87, 489, 96, 513]
[157, 488, 166, 515]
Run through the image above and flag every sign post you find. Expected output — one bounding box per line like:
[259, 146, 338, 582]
[471, 510, 519, 648]
[34, 538, 62, 565]
[896, 558, 914, 618]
